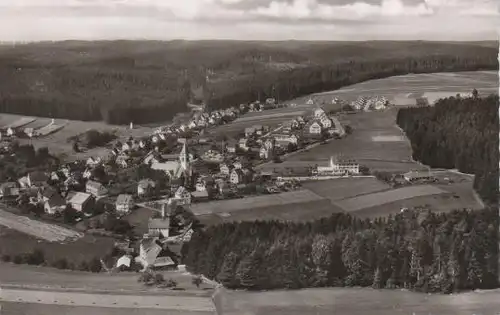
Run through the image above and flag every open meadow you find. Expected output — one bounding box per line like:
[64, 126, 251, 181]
[302, 177, 392, 201]
[302, 70, 498, 108]
[0, 113, 154, 160]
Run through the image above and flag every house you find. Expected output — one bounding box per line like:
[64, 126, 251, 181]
[230, 169, 245, 184]
[67, 192, 93, 212]
[82, 168, 92, 179]
[273, 134, 299, 145]
[174, 186, 191, 205]
[306, 121, 323, 135]
[195, 176, 214, 192]
[320, 116, 333, 129]
[148, 203, 171, 238]
[202, 149, 223, 163]
[244, 127, 256, 137]
[38, 186, 58, 203]
[121, 142, 131, 152]
[137, 238, 163, 268]
[86, 157, 101, 168]
[44, 194, 66, 215]
[259, 146, 272, 160]
[137, 179, 156, 196]
[0, 182, 20, 198]
[116, 255, 132, 269]
[263, 138, 274, 150]
[86, 180, 108, 198]
[238, 138, 249, 151]
[306, 98, 314, 105]
[219, 163, 231, 176]
[313, 107, 326, 118]
[27, 171, 48, 187]
[115, 194, 134, 213]
[116, 155, 129, 168]
[225, 139, 238, 153]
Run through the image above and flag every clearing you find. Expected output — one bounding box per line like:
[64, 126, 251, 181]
[332, 185, 447, 212]
[0, 113, 154, 160]
[308, 70, 497, 108]
[0, 226, 114, 266]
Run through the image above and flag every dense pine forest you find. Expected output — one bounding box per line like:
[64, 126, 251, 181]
[0, 41, 497, 124]
[184, 208, 498, 293]
[396, 94, 499, 205]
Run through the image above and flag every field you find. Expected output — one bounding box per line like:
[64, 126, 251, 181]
[0, 303, 213, 315]
[188, 190, 324, 216]
[0, 262, 214, 294]
[197, 199, 342, 226]
[123, 207, 156, 236]
[0, 113, 154, 160]
[214, 286, 500, 315]
[0, 226, 114, 266]
[0, 207, 83, 242]
[308, 71, 498, 107]
[286, 108, 427, 173]
[332, 185, 448, 212]
[303, 177, 392, 202]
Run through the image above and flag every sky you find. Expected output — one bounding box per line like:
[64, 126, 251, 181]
[0, 0, 499, 41]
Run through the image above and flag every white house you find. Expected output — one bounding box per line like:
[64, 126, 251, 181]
[307, 121, 323, 135]
[147, 202, 171, 238]
[230, 169, 245, 184]
[238, 138, 249, 151]
[259, 146, 272, 160]
[306, 98, 314, 105]
[86, 157, 101, 168]
[320, 116, 333, 129]
[219, 163, 231, 175]
[115, 194, 134, 213]
[273, 134, 298, 145]
[121, 142, 131, 152]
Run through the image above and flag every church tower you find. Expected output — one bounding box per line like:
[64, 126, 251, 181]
[179, 141, 189, 171]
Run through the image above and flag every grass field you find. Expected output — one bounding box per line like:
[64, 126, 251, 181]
[189, 190, 324, 216]
[0, 113, 154, 160]
[332, 185, 447, 212]
[0, 226, 114, 266]
[306, 71, 498, 107]
[303, 178, 392, 202]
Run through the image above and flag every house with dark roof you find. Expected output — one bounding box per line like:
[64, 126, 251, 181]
[85, 180, 108, 198]
[27, 171, 48, 187]
[44, 193, 66, 215]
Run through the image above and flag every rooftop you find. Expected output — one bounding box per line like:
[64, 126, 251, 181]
[69, 192, 92, 205]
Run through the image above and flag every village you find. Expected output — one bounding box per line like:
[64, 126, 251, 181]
[0, 94, 439, 274]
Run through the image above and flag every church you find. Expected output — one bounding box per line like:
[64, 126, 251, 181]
[150, 141, 194, 182]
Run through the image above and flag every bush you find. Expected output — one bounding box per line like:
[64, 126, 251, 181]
[26, 249, 45, 265]
[52, 258, 69, 270]
[1, 254, 11, 262]
[12, 255, 23, 264]
[88, 257, 102, 273]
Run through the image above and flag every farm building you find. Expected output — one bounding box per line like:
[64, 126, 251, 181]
[403, 171, 435, 182]
[0, 182, 20, 198]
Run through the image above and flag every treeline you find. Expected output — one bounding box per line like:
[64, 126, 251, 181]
[0, 42, 497, 124]
[396, 94, 499, 204]
[184, 208, 498, 293]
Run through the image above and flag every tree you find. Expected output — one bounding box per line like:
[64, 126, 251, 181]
[72, 141, 80, 153]
[88, 257, 102, 273]
[472, 88, 479, 99]
[63, 205, 78, 224]
[216, 252, 240, 288]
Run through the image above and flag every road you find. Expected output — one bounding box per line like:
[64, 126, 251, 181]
[0, 288, 215, 313]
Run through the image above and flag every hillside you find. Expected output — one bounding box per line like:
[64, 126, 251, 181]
[0, 40, 497, 124]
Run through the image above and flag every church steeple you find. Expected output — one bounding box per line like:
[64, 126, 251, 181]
[179, 141, 189, 171]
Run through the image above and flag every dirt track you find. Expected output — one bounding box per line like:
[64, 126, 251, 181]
[0, 207, 82, 242]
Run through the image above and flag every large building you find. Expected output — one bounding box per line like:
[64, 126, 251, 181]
[317, 155, 360, 175]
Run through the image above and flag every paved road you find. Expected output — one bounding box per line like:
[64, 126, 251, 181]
[0, 288, 216, 313]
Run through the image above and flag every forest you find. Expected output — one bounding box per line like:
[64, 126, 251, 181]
[0, 41, 497, 124]
[396, 94, 499, 205]
[183, 207, 498, 293]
